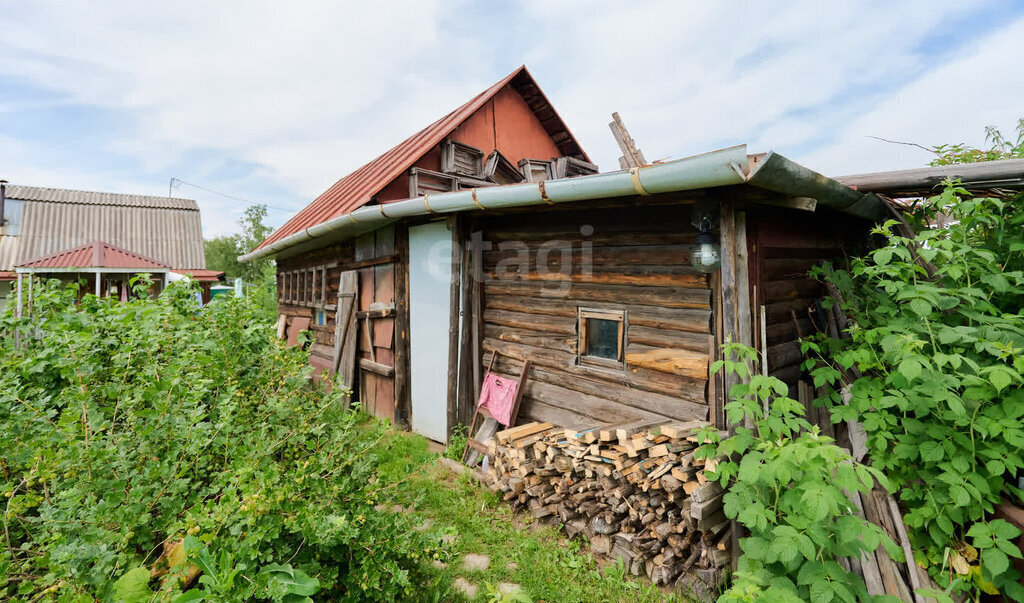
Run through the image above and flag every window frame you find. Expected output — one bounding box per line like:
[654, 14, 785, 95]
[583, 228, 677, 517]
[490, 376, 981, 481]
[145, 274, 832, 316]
[577, 307, 626, 370]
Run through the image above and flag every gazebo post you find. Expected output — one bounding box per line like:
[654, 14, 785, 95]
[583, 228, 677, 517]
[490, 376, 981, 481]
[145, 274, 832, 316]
[15, 272, 23, 319]
[95, 271, 101, 297]
[27, 272, 32, 315]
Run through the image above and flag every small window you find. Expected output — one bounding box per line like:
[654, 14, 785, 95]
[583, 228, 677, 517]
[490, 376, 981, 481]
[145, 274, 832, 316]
[315, 308, 326, 326]
[578, 308, 625, 369]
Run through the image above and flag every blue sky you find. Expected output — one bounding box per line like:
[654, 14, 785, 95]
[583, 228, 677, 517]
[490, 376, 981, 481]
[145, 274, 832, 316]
[1, 1, 1022, 237]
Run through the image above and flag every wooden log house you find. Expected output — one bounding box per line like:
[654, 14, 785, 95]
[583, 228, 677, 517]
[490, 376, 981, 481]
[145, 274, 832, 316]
[242, 66, 887, 443]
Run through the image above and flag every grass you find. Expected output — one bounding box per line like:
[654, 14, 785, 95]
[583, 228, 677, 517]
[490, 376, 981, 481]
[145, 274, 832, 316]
[365, 418, 684, 602]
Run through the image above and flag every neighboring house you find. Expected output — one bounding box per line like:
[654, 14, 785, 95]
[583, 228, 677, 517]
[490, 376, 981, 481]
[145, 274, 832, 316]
[242, 66, 891, 446]
[0, 183, 223, 312]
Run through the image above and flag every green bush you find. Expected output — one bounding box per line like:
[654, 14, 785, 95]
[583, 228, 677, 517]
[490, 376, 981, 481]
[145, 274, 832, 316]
[0, 279, 443, 601]
[806, 182, 1024, 598]
[697, 343, 898, 602]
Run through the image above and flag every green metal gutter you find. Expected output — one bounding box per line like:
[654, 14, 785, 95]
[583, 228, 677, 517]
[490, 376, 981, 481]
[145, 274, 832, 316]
[239, 144, 884, 263]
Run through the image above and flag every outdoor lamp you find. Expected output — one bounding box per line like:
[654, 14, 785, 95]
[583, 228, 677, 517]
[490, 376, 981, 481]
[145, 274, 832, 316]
[691, 216, 721, 273]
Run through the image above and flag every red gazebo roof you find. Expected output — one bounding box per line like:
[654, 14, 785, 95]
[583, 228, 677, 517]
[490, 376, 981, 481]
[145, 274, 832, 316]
[17, 241, 169, 270]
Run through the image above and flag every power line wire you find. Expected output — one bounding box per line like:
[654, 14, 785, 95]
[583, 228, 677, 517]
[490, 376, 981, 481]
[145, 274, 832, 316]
[168, 178, 295, 213]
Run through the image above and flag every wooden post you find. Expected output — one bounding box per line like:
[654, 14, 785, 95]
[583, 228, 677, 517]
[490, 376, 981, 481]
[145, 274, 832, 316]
[393, 222, 411, 428]
[26, 273, 32, 316]
[470, 217, 483, 404]
[446, 216, 463, 441]
[95, 272, 101, 297]
[734, 209, 755, 427]
[458, 221, 475, 427]
[718, 196, 739, 422]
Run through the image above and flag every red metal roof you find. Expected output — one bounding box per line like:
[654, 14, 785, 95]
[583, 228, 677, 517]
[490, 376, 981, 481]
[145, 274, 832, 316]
[17, 241, 169, 270]
[171, 269, 225, 282]
[256, 65, 588, 251]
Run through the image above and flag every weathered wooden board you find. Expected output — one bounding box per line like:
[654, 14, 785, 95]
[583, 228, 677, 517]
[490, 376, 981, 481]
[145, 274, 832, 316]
[484, 281, 711, 309]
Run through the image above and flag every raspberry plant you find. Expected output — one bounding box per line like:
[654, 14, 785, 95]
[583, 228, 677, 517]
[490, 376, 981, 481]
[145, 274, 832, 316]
[805, 181, 1024, 599]
[697, 343, 900, 602]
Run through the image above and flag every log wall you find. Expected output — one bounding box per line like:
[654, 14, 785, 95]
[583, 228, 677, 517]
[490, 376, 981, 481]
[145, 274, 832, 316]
[277, 241, 353, 376]
[276, 224, 402, 423]
[477, 204, 712, 430]
[750, 207, 862, 388]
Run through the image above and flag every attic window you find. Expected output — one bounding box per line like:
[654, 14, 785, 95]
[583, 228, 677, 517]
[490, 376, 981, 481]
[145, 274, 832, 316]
[578, 308, 625, 369]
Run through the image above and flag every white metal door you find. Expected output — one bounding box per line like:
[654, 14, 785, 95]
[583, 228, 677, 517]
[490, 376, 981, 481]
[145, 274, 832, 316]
[408, 221, 453, 442]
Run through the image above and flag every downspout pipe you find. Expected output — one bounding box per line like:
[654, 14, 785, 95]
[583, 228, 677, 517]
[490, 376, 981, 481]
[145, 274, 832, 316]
[238, 145, 751, 263]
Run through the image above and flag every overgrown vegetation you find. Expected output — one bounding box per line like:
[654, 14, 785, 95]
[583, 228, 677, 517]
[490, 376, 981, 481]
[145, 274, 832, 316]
[704, 122, 1024, 601]
[805, 181, 1024, 599]
[697, 344, 899, 602]
[932, 118, 1024, 165]
[0, 280, 444, 601]
[799, 121, 1024, 599]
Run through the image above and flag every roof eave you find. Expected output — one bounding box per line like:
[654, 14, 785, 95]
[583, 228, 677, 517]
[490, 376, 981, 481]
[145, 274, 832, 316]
[240, 145, 882, 264]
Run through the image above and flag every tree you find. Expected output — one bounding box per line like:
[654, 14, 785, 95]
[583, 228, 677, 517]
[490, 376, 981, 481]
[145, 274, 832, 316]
[204, 205, 277, 320]
[204, 235, 243, 279]
[204, 204, 274, 283]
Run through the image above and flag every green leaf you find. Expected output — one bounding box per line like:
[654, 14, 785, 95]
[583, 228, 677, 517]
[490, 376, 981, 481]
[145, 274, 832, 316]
[907, 298, 932, 317]
[874, 249, 893, 266]
[112, 567, 154, 603]
[740, 536, 770, 561]
[982, 547, 1010, 578]
[810, 579, 835, 603]
[898, 358, 923, 381]
[797, 560, 826, 585]
[991, 519, 1022, 540]
[918, 441, 943, 463]
[174, 591, 210, 603]
[989, 367, 1013, 393]
[949, 485, 970, 506]
[264, 564, 320, 598]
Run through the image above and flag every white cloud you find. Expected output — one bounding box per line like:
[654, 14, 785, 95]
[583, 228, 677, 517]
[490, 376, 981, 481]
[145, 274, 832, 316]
[797, 15, 1024, 176]
[0, 0, 1019, 239]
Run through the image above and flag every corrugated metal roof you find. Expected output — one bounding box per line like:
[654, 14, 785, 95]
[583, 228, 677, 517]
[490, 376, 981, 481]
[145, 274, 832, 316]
[256, 65, 588, 251]
[0, 186, 205, 270]
[4, 185, 199, 210]
[18, 241, 169, 269]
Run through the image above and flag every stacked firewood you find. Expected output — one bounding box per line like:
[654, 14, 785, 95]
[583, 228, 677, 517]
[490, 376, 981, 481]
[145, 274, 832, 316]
[485, 419, 730, 595]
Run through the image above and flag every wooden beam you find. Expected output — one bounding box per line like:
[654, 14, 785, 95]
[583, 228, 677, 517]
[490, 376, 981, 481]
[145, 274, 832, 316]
[718, 196, 739, 417]
[393, 223, 411, 427]
[332, 270, 359, 396]
[341, 254, 399, 271]
[458, 219, 475, 427]
[356, 306, 396, 319]
[756, 196, 817, 212]
[608, 112, 647, 168]
[446, 216, 463, 440]
[471, 219, 484, 404]
[359, 358, 395, 377]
